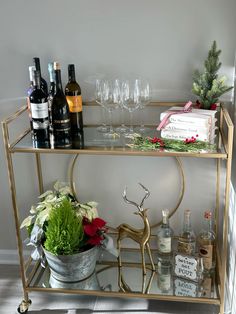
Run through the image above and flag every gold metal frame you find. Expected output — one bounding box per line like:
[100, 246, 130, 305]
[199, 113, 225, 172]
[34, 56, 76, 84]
[1, 102, 233, 314]
[68, 154, 185, 229]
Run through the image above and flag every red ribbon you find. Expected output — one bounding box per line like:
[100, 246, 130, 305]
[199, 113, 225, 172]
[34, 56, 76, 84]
[157, 101, 193, 131]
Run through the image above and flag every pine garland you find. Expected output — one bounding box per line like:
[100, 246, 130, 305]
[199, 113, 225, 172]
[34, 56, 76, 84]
[127, 135, 216, 153]
[192, 41, 233, 109]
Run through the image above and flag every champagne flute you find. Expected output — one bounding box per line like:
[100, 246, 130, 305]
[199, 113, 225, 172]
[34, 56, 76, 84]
[136, 79, 151, 133]
[121, 79, 141, 136]
[95, 79, 109, 133]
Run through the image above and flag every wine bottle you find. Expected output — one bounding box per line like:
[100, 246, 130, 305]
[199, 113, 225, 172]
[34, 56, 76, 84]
[177, 209, 196, 255]
[51, 62, 72, 149]
[29, 70, 50, 148]
[156, 209, 173, 255]
[48, 62, 56, 129]
[197, 211, 216, 271]
[33, 57, 48, 95]
[65, 64, 84, 148]
[27, 65, 36, 132]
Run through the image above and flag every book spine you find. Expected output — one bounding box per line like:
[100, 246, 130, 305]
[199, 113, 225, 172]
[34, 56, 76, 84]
[160, 113, 211, 126]
[161, 130, 209, 142]
[164, 123, 210, 134]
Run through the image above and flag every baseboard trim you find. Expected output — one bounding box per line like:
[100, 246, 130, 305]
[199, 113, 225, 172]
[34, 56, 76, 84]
[0, 249, 30, 265]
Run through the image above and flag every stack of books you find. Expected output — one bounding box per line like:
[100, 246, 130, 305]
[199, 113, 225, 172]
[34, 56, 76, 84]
[159, 107, 217, 144]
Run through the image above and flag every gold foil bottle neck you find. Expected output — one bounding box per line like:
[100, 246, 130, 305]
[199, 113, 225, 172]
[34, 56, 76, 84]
[53, 62, 60, 70]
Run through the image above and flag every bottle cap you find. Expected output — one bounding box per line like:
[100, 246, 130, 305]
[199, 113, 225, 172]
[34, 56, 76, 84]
[33, 70, 41, 87]
[68, 64, 75, 72]
[33, 57, 40, 70]
[204, 211, 212, 219]
[162, 209, 169, 217]
[48, 62, 53, 72]
[53, 62, 60, 70]
[29, 66, 36, 82]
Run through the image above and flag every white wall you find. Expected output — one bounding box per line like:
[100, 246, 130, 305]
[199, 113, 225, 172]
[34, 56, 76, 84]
[0, 2, 236, 303]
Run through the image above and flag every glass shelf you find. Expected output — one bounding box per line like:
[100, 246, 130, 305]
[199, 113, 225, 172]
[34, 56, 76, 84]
[28, 249, 219, 305]
[11, 127, 226, 158]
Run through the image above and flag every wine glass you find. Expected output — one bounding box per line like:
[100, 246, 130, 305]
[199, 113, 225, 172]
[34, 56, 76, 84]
[95, 79, 109, 133]
[121, 79, 141, 136]
[102, 79, 120, 139]
[116, 81, 128, 133]
[136, 79, 151, 133]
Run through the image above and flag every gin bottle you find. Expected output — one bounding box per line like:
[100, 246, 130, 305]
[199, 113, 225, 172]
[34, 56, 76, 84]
[177, 209, 196, 255]
[197, 211, 216, 271]
[157, 209, 173, 255]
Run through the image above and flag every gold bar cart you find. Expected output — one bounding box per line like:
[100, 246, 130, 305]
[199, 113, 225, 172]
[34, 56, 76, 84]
[2, 102, 233, 314]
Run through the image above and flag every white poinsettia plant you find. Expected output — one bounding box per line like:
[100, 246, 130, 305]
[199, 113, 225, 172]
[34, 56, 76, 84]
[21, 181, 99, 232]
[20, 181, 110, 260]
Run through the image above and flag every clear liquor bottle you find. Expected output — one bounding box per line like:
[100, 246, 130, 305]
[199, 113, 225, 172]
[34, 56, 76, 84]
[157, 209, 174, 255]
[157, 257, 172, 293]
[177, 209, 196, 255]
[197, 211, 216, 271]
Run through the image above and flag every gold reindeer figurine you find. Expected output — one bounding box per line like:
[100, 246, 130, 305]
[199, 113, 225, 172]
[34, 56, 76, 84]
[117, 183, 155, 276]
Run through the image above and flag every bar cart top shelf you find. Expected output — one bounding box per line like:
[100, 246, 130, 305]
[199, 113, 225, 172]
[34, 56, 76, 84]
[5, 103, 232, 159]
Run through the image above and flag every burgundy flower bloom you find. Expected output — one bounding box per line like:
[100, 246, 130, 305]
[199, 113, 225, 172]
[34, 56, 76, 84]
[210, 103, 217, 110]
[87, 234, 104, 246]
[83, 217, 107, 246]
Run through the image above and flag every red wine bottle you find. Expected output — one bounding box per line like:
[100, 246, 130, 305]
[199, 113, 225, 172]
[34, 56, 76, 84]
[29, 70, 50, 148]
[65, 64, 84, 148]
[51, 62, 72, 149]
[33, 57, 48, 95]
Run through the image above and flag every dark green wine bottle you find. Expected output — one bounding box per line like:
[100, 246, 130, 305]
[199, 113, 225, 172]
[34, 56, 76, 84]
[51, 62, 72, 149]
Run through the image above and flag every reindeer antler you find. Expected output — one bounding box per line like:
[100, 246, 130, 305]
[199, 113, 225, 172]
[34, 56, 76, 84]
[139, 183, 150, 208]
[123, 183, 150, 211]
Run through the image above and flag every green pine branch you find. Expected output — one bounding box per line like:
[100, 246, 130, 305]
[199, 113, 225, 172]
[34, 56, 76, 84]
[192, 40, 233, 109]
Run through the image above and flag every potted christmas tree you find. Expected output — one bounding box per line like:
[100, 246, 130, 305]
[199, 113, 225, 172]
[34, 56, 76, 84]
[192, 40, 233, 110]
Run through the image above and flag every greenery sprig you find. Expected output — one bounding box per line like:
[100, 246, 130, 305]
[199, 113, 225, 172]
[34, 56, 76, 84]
[127, 134, 216, 153]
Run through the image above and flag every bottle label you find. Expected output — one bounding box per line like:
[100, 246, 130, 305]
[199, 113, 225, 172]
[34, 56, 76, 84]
[31, 102, 49, 119]
[158, 237, 171, 253]
[199, 244, 213, 269]
[177, 240, 195, 255]
[66, 95, 82, 112]
[32, 120, 49, 130]
[158, 274, 171, 291]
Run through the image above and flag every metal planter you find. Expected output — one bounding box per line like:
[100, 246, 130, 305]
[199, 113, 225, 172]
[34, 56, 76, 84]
[43, 246, 98, 282]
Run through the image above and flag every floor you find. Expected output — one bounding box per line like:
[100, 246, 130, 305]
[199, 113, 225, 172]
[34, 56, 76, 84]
[0, 265, 220, 314]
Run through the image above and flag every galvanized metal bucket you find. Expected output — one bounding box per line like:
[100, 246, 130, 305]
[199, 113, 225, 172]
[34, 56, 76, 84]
[43, 246, 98, 282]
[49, 271, 101, 290]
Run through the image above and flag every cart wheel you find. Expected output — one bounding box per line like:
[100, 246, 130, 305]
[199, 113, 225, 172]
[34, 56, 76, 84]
[17, 299, 32, 313]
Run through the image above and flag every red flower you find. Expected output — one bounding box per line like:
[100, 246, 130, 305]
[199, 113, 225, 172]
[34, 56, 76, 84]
[210, 103, 217, 110]
[83, 217, 107, 246]
[83, 217, 106, 236]
[87, 234, 104, 246]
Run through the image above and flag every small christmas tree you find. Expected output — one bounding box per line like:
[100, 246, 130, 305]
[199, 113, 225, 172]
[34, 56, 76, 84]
[192, 41, 233, 109]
